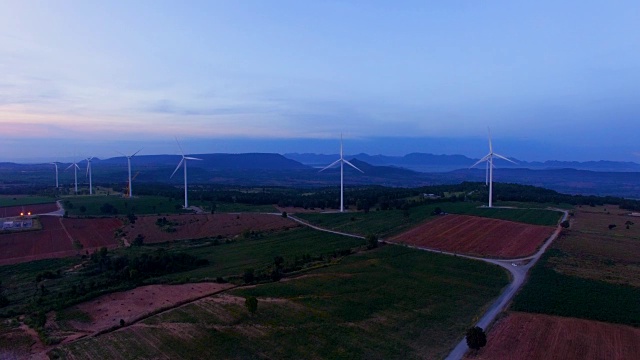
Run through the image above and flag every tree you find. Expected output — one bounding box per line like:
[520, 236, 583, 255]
[132, 234, 145, 246]
[560, 220, 570, 228]
[466, 326, 487, 351]
[608, 224, 617, 230]
[281, 211, 287, 218]
[79, 205, 87, 213]
[366, 234, 379, 249]
[245, 296, 258, 315]
[243, 268, 255, 284]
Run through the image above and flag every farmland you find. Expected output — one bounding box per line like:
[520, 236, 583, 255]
[297, 202, 562, 237]
[390, 214, 555, 258]
[511, 205, 640, 326]
[472, 312, 640, 360]
[0, 216, 121, 266]
[0, 227, 367, 319]
[122, 213, 297, 244]
[52, 245, 509, 360]
[490, 205, 640, 358]
[0, 203, 58, 217]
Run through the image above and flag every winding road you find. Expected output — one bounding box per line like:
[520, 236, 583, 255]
[288, 208, 569, 360]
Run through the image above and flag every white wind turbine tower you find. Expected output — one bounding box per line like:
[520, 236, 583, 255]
[118, 149, 142, 198]
[50, 162, 59, 188]
[170, 138, 202, 208]
[319, 134, 364, 212]
[66, 160, 80, 194]
[85, 157, 94, 195]
[471, 128, 516, 208]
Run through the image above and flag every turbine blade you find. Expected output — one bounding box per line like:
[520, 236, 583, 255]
[115, 150, 126, 157]
[319, 159, 341, 172]
[170, 159, 184, 178]
[488, 127, 493, 153]
[493, 153, 517, 164]
[343, 160, 364, 173]
[131, 148, 143, 157]
[470, 154, 491, 168]
[65, 163, 74, 170]
[175, 136, 185, 156]
[184, 156, 202, 160]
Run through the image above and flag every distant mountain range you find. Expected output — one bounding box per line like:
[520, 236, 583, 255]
[284, 152, 640, 172]
[1, 153, 640, 199]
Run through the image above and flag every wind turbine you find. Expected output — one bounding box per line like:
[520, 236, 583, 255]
[471, 128, 516, 208]
[319, 134, 364, 212]
[66, 160, 80, 194]
[50, 162, 59, 188]
[118, 149, 142, 198]
[170, 138, 202, 208]
[85, 157, 94, 195]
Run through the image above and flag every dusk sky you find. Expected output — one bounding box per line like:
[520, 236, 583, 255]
[1, 1, 640, 163]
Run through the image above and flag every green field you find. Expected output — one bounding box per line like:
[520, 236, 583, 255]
[0, 195, 56, 207]
[61, 195, 186, 216]
[54, 245, 509, 359]
[0, 228, 365, 318]
[145, 227, 367, 283]
[455, 206, 563, 226]
[297, 202, 562, 237]
[511, 249, 640, 327]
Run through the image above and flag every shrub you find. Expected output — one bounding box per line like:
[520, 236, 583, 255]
[243, 268, 255, 284]
[245, 296, 258, 315]
[366, 234, 379, 250]
[466, 326, 487, 350]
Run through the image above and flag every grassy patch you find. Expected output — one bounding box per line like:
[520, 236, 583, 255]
[54, 245, 509, 359]
[511, 249, 640, 327]
[454, 207, 562, 226]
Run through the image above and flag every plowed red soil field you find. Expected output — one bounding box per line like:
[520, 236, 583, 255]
[63, 217, 122, 249]
[470, 312, 640, 359]
[0, 202, 58, 216]
[0, 216, 122, 265]
[124, 213, 298, 244]
[390, 214, 554, 258]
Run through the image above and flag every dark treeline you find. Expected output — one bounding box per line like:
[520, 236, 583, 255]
[4, 181, 640, 212]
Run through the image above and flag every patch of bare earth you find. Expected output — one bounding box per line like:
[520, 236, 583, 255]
[469, 312, 640, 360]
[123, 213, 299, 244]
[64, 282, 233, 336]
[391, 214, 554, 258]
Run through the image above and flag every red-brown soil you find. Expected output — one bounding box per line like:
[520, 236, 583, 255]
[62, 217, 122, 249]
[470, 312, 640, 359]
[390, 214, 554, 258]
[123, 213, 298, 244]
[0, 216, 122, 265]
[64, 283, 234, 335]
[0, 203, 58, 217]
